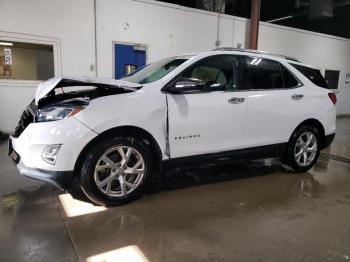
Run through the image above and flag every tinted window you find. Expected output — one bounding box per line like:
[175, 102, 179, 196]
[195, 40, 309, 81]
[290, 63, 328, 88]
[240, 57, 283, 90]
[281, 65, 299, 88]
[180, 55, 238, 91]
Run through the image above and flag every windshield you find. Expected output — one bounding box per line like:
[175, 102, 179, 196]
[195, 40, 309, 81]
[122, 57, 188, 84]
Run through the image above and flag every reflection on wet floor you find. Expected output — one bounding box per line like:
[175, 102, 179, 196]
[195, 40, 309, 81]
[60, 157, 350, 262]
[1, 117, 350, 262]
[1, 157, 350, 261]
[0, 186, 77, 262]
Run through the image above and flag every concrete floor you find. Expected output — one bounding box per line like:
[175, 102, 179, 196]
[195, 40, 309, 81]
[1, 117, 350, 262]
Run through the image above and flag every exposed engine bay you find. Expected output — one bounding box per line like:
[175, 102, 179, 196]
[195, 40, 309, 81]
[13, 77, 141, 137]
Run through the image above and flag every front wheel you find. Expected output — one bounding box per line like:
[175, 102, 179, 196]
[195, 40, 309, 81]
[80, 136, 153, 206]
[284, 126, 320, 173]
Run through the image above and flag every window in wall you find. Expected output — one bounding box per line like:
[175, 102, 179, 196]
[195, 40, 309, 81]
[324, 70, 340, 89]
[290, 63, 328, 89]
[0, 41, 54, 81]
[180, 55, 238, 91]
[240, 57, 283, 90]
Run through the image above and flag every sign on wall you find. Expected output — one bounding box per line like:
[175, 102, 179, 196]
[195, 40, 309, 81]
[4, 48, 12, 65]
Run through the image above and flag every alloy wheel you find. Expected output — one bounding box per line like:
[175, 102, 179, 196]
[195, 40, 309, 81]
[294, 131, 318, 167]
[94, 145, 145, 197]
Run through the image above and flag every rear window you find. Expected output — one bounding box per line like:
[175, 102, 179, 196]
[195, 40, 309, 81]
[290, 63, 328, 88]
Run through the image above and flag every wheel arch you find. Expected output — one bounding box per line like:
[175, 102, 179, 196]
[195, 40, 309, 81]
[289, 118, 326, 148]
[74, 125, 163, 178]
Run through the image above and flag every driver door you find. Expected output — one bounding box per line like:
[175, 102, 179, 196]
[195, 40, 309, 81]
[166, 55, 248, 158]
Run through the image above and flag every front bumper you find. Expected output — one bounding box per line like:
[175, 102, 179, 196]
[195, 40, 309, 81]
[8, 117, 98, 189]
[8, 138, 74, 190]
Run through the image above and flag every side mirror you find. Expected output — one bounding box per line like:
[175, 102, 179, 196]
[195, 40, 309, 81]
[167, 78, 204, 94]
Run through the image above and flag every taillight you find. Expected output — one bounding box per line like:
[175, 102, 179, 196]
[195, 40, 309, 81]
[328, 93, 337, 105]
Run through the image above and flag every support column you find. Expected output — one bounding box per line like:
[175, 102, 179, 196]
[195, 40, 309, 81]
[249, 0, 261, 50]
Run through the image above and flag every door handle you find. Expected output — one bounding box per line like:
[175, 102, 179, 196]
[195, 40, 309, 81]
[228, 97, 245, 104]
[292, 94, 304, 100]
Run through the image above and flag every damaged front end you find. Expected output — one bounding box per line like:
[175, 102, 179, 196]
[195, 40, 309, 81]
[13, 77, 142, 138]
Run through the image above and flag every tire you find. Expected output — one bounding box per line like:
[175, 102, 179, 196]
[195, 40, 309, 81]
[80, 136, 153, 206]
[283, 126, 321, 173]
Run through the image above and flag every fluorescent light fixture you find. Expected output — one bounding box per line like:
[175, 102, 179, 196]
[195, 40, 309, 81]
[58, 193, 107, 217]
[87, 245, 149, 262]
[0, 42, 14, 46]
[266, 15, 293, 23]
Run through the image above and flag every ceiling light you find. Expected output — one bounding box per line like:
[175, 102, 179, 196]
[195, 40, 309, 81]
[0, 42, 14, 46]
[266, 15, 293, 23]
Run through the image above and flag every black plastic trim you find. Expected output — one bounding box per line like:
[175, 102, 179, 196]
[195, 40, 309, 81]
[15, 161, 74, 191]
[162, 143, 287, 170]
[322, 133, 335, 149]
[8, 140, 73, 191]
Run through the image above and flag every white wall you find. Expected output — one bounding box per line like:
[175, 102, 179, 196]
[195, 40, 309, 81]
[0, 0, 350, 132]
[258, 23, 350, 115]
[96, 0, 350, 115]
[96, 0, 247, 77]
[0, 0, 96, 132]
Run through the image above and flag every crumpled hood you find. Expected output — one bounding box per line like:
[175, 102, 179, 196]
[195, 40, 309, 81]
[35, 76, 142, 105]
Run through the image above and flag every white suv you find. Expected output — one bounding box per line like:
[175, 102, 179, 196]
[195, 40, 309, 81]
[9, 48, 336, 206]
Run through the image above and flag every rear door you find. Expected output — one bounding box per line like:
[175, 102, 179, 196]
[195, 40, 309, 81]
[167, 55, 248, 158]
[240, 56, 308, 147]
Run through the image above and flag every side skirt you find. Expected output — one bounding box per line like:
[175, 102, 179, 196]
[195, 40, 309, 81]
[162, 143, 287, 170]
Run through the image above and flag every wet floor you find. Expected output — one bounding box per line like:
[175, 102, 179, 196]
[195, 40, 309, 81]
[1, 117, 350, 262]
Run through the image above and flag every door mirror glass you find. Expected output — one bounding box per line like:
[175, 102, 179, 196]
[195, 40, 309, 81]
[169, 78, 205, 93]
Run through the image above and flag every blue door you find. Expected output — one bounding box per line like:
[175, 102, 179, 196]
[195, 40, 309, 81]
[114, 44, 146, 79]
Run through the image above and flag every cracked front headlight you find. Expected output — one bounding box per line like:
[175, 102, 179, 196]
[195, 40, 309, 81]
[36, 106, 85, 122]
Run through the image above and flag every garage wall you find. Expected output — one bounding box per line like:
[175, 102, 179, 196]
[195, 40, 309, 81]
[97, 0, 350, 115]
[96, 0, 247, 77]
[258, 23, 350, 116]
[0, 0, 349, 132]
[0, 0, 96, 132]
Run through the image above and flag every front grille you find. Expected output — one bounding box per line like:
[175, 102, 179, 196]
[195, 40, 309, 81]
[13, 101, 38, 138]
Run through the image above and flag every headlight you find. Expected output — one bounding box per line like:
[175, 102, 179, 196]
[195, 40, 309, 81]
[36, 106, 85, 122]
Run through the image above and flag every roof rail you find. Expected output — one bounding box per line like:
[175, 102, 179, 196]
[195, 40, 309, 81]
[212, 47, 300, 62]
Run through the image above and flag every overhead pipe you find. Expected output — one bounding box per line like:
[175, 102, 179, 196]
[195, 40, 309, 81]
[249, 0, 261, 50]
[94, 0, 98, 76]
[215, 0, 223, 48]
